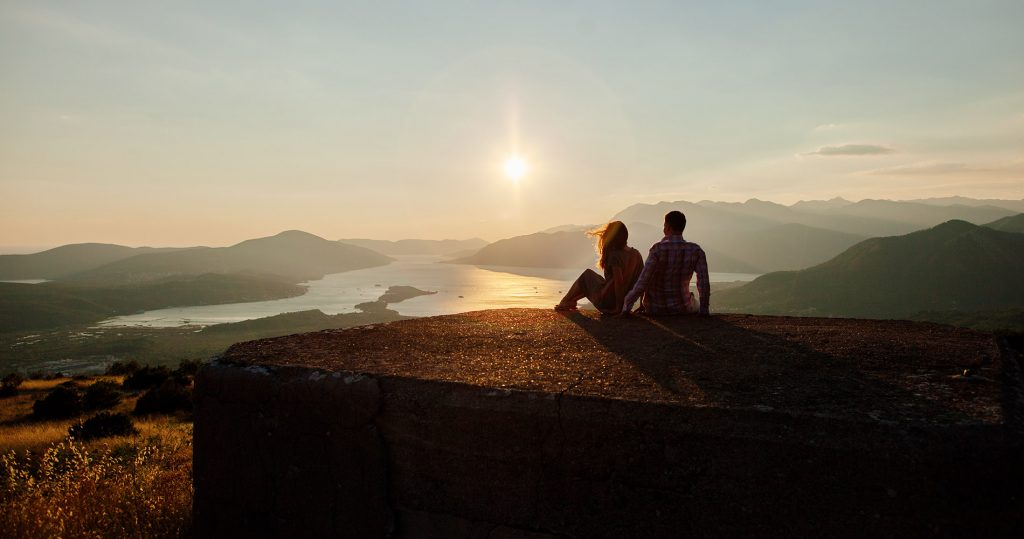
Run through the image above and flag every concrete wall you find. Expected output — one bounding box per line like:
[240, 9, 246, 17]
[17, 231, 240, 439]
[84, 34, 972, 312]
[194, 360, 1022, 538]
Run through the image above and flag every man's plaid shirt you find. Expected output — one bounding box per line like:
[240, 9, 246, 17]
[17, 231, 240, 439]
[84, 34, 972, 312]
[622, 235, 710, 315]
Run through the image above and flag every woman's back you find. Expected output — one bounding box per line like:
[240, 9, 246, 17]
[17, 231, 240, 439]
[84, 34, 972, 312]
[597, 247, 644, 312]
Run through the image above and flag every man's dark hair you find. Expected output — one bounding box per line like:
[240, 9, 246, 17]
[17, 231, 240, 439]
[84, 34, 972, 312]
[665, 211, 686, 233]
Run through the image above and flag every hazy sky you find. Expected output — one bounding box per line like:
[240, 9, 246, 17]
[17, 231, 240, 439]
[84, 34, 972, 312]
[1, 1, 1022, 248]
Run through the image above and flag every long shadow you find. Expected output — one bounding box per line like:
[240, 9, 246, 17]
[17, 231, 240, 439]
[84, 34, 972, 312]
[559, 312, 992, 425]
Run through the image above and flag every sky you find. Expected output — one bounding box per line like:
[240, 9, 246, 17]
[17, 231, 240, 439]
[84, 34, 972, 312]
[1, 0, 1022, 249]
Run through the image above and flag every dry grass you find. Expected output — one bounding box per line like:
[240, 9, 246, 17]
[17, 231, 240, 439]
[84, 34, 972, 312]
[0, 378, 193, 538]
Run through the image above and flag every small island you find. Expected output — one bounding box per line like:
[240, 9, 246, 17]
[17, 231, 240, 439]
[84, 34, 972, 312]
[355, 285, 437, 313]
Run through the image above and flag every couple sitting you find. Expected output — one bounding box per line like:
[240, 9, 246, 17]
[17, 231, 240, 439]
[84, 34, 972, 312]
[554, 211, 710, 316]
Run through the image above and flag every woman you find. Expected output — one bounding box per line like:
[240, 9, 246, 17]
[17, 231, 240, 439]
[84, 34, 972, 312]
[555, 221, 644, 314]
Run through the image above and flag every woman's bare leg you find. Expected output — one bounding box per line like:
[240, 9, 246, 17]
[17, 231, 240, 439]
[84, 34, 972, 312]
[556, 269, 603, 310]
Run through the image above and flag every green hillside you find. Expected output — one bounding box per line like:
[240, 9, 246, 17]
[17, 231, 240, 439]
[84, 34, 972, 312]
[984, 213, 1024, 234]
[0, 274, 304, 331]
[716, 220, 1024, 318]
[68, 230, 392, 284]
[0, 244, 182, 280]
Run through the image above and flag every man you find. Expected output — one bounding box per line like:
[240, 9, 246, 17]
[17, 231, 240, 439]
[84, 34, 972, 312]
[621, 210, 710, 316]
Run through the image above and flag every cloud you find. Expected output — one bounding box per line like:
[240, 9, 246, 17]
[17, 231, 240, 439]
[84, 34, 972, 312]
[812, 123, 845, 131]
[804, 144, 895, 156]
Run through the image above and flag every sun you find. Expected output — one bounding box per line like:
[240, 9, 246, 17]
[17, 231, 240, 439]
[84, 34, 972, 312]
[503, 156, 528, 181]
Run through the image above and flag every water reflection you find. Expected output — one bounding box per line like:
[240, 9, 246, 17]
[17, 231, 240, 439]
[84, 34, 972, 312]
[99, 256, 760, 327]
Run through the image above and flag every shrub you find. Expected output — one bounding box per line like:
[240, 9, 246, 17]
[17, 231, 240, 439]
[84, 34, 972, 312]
[122, 366, 172, 391]
[69, 412, 138, 440]
[0, 373, 24, 397]
[83, 381, 123, 410]
[32, 386, 83, 419]
[134, 380, 192, 416]
[174, 359, 202, 380]
[105, 360, 141, 376]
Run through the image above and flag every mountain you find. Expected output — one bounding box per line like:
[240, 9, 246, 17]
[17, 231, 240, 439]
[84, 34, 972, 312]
[68, 231, 393, 284]
[540, 224, 594, 233]
[984, 213, 1024, 234]
[825, 200, 1015, 230]
[789, 197, 853, 212]
[715, 220, 1024, 318]
[711, 224, 866, 272]
[908, 197, 1024, 213]
[0, 244, 182, 280]
[448, 230, 595, 268]
[337, 238, 488, 256]
[617, 198, 1018, 238]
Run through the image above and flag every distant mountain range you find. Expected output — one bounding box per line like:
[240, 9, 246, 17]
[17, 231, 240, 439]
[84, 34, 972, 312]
[47, 231, 392, 284]
[452, 198, 1021, 273]
[0, 244, 183, 280]
[613, 198, 1016, 239]
[907, 196, 1024, 212]
[337, 237, 487, 256]
[715, 220, 1024, 318]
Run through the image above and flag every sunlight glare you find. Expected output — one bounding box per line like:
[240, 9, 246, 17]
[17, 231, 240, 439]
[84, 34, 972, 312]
[504, 156, 528, 181]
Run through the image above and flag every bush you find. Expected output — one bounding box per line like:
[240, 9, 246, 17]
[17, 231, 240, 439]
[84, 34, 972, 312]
[133, 380, 192, 416]
[32, 386, 83, 419]
[105, 360, 141, 376]
[83, 381, 123, 410]
[69, 412, 138, 440]
[122, 366, 172, 391]
[174, 359, 202, 380]
[0, 373, 24, 397]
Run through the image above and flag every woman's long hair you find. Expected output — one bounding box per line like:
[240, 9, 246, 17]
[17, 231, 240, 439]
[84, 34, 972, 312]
[587, 221, 629, 269]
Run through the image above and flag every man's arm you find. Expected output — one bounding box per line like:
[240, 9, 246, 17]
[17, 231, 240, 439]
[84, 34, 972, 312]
[696, 248, 710, 315]
[621, 247, 658, 313]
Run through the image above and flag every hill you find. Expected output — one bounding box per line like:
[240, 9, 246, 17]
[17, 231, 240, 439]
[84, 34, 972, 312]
[708, 223, 866, 272]
[984, 213, 1024, 234]
[68, 231, 392, 284]
[337, 238, 487, 256]
[909, 196, 1024, 213]
[0, 274, 305, 332]
[615, 198, 1017, 239]
[0, 244, 182, 280]
[715, 220, 1024, 318]
[448, 230, 594, 268]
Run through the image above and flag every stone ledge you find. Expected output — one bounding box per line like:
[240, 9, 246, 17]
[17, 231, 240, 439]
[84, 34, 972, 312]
[194, 309, 1023, 538]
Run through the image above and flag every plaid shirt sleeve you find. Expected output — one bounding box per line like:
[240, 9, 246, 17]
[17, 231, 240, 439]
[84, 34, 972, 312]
[695, 247, 710, 315]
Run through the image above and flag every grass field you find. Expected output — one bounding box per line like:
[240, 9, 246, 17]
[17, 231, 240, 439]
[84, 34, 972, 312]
[0, 377, 193, 538]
